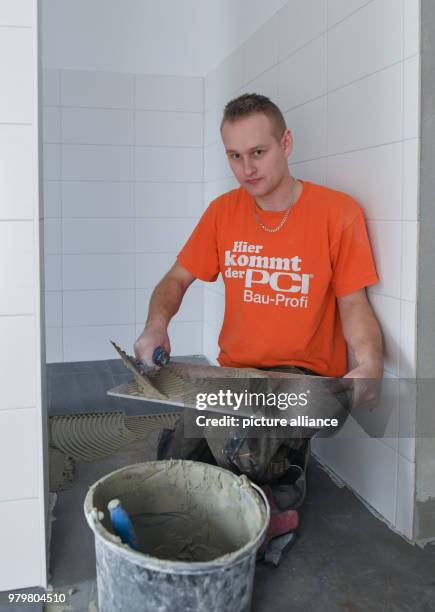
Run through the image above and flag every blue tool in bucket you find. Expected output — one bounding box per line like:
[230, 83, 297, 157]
[108, 499, 139, 551]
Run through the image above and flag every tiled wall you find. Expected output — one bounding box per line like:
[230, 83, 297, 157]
[202, 0, 420, 538]
[42, 70, 204, 362]
[0, 1, 47, 590]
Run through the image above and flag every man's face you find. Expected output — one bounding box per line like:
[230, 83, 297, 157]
[221, 112, 292, 197]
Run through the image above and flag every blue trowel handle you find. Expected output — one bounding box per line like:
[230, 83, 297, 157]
[108, 498, 139, 550]
[152, 346, 170, 367]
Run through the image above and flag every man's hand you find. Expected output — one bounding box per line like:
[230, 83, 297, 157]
[134, 323, 171, 368]
[343, 360, 383, 410]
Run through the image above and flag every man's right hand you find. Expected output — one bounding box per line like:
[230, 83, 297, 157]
[134, 324, 171, 368]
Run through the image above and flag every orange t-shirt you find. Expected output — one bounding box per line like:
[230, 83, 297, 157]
[177, 181, 379, 376]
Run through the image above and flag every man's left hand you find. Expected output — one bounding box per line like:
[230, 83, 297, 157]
[343, 361, 383, 410]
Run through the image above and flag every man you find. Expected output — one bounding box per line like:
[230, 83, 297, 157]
[134, 93, 383, 503]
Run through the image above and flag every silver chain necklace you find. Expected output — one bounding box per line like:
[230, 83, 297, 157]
[253, 180, 299, 233]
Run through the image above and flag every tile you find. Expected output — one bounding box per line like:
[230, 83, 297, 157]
[398, 378, 416, 461]
[0, 0, 33, 26]
[42, 106, 61, 143]
[327, 0, 372, 27]
[135, 110, 202, 147]
[63, 289, 135, 327]
[401, 222, 418, 302]
[62, 144, 134, 181]
[0, 498, 42, 590]
[277, 0, 327, 61]
[402, 138, 419, 221]
[327, 0, 402, 92]
[0, 124, 34, 219]
[61, 69, 134, 109]
[43, 181, 61, 218]
[44, 218, 61, 254]
[0, 26, 33, 123]
[62, 181, 135, 218]
[63, 324, 136, 362]
[135, 253, 178, 288]
[285, 96, 327, 163]
[204, 288, 225, 327]
[135, 147, 202, 182]
[399, 300, 417, 379]
[44, 291, 62, 328]
[42, 68, 60, 106]
[204, 141, 231, 182]
[62, 218, 135, 254]
[278, 35, 327, 111]
[44, 254, 62, 291]
[136, 286, 203, 324]
[0, 221, 35, 315]
[242, 65, 279, 106]
[203, 177, 239, 203]
[0, 316, 36, 409]
[241, 13, 280, 86]
[135, 74, 203, 112]
[135, 182, 203, 218]
[0, 409, 39, 501]
[43, 143, 61, 181]
[367, 293, 401, 376]
[166, 321, 203, 356]
[290, 158, 327, 185]
[135, 218, 197, 253]
[404, 0, 420, 58]
[403, 54, 420, 140]
[326, 142, 402, 220]
[61, 107, 134, 146]
[204, 106, 222, 148]
[45, 326, 63, 363]
[327, 63, 402, 155]
[366, 220, 401, 299]
[204, 44, 245, 111]
[63, 254, 135, 290]
[395, 455, 415, 538]
[203, 322, 221, 364]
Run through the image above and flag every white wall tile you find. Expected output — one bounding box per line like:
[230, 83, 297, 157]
[402, 138, 419, 221]
[203, 178, 238, 204]
[395, 455, 415, 539]
[277, 0, 327, 61]
[242, 14, 280, 86]
[403, 54, 420, 140]
[204, 141, 231, 182]
[0, 409, 39, 500]
[44, 254, 62, 291]
[61, 107, 134, 146]
[136, 182, 203, 218]
[62, 144, 134, 181]
[327, 0, 372, 27]
[136, 285, 203, 324]
[285, 96, 327, 163]
[326, 143, 402, 220]
[0, 499, 42, 590]
[0, 316, 36, 409]
[63, 289, 135, 327]
[400, 300, 417, 379]
[45, 291, 62, 328]
[290, 158, 327, 185]
[0, 221, 35, 315]
[42, 68, 60, 106]
[404, 0, 420, 58]
[0, 1, 32, 27]
[0, 124, 34, 219]
[204, 288, 225, 327]
[204, 106, 222, 148]
[63, 254, 135, 290]
[135, 74, 203, 112]
[43, 143, 61, 181]
[401, 222, 418, 302]
[398, 379, 416, 461]
[242, 65, 279, 105]
[135, 147, 202, 182]
[204, 45, 245, 110]
[43, 181, 61, 217]
[368, 293, 401, 376]
[203, 321, 221, 364]
[42, 106, 61, 143]
[0, 26, 33, 122]
[135, 253, 178, 288]
[135, 111, 202, 147]
[327, 63, 402, 155]
[166, 321, 203, 356]
[62, 181, 135, 218]
[135, 218, 197, 253]
[61, 69, 134, 109]
[327, 0, 402, 92]
[62, 218, 135, 254]
[366, 220, 401, 299]
[63, 324, 136, 362]
[45, 325, 63, 363]
[44, 218, 61, 254]
[278, 35, 327, 111]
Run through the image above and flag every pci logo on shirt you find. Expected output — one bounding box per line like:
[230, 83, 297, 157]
[224, 241, 313, 309]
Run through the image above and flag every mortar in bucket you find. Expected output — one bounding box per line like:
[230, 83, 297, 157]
[84, 459, 270, 612]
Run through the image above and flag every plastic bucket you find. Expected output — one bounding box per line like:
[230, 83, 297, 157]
[84, 460, 269, 612]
